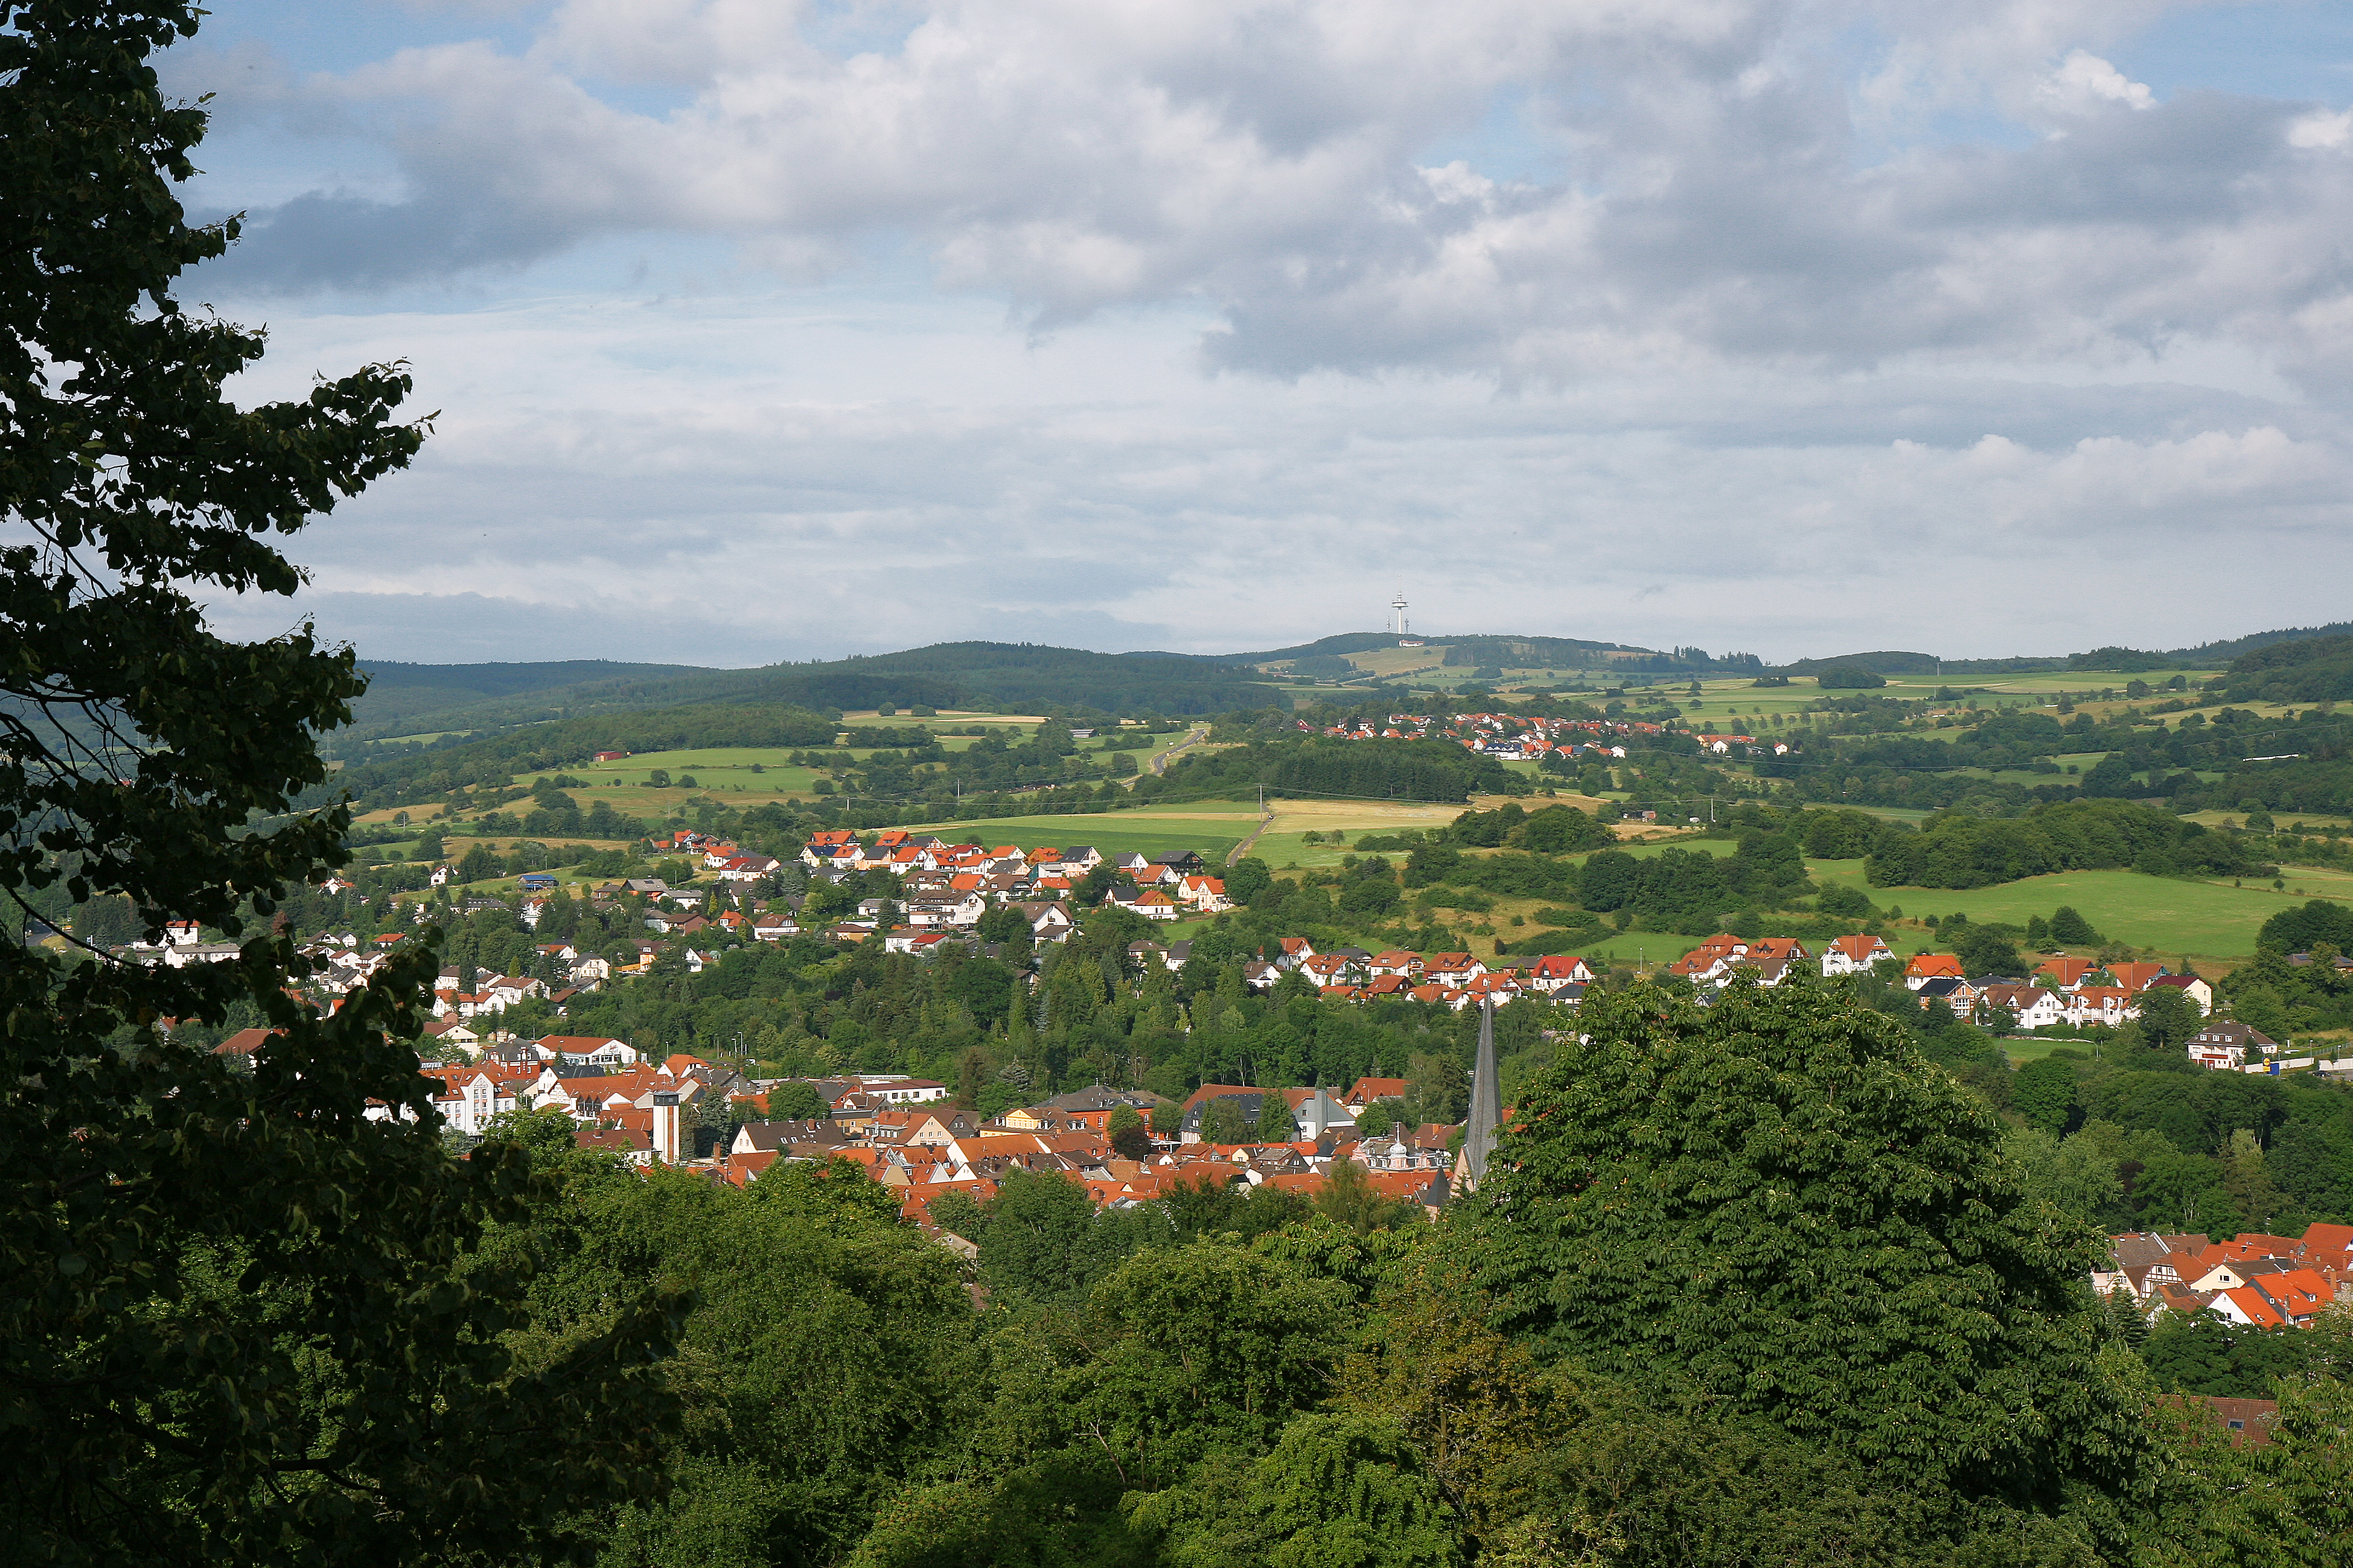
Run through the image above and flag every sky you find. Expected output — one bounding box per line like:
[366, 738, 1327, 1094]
[154, 0, 2353, 667]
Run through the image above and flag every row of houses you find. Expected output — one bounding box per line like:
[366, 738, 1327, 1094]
[800, 827, 1207, 882]
[720, 1076, 1453, 1219]
[2096, 1226, 2353, 1329]
[1657, 933, 2271, 1065]
[1301, 709, 1796, 766]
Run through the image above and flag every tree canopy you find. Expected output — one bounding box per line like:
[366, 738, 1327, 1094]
[1456, 977, 2151, 1532]
[1, 7, 678, 1559]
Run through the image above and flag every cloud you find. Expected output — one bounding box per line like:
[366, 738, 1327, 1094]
[157, 1, 2353, 666]
[198, 289, 2353, 665]
[173, 1, 2353, 399]
[2290, 107, 2353, 151]
[2037, 49, 2155, 116]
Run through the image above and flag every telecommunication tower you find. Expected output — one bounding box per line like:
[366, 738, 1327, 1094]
[1390, 591, 1409, 638]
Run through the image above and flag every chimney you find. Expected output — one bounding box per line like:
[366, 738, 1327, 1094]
[651, 1092, 682, 1165]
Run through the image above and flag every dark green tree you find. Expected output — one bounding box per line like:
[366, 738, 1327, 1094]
[974, 1168, 1126, 1306]
[767, 1080, 832, 1122]
[2049, 906, 2098, 945]
[1311, 1158, 1423, 1235]
[1257, 1088, 1301, 1143]
[1952, 923, 2025, 977]
[1107, 1104, 1152, 1161]
[1224, 855, 1273, 907]
[1125, 1412, 1463, 1568]
[0, 6, 680, 1560]
[1198, 1096, 1251, 1146]
[1077, 1242, 1353, 1485]
[2012, 1057, 2078, 1135]
[2134, 985, 2203, 1055]
[1458, 978, 2150, 1525]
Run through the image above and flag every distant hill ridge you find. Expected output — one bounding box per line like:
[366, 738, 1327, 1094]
[343, 640, 1278, 744]
[343, 620, 2353, 744]
[1771, 623, 2353, 679]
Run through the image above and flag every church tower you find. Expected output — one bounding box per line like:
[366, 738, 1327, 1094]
[1454, 997, 1501, 1190]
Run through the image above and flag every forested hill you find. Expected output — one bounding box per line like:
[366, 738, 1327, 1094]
[338, 642, 1284, 745]
[348, 660, 715, 735]
[2214, 633, 2353, 704]
[745, 643, 1277, 715]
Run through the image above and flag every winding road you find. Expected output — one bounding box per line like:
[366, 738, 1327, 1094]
[1145, 726, 1209, 778]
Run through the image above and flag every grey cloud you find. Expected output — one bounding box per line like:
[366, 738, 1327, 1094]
[200, 191, 585, 288]
[174, 1, 2353, 394]
[216, 286, 2348, 666]
[168, 4, 2353, 667]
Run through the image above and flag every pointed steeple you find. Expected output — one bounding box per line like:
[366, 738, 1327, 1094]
[1455, 998, 1502, 1190]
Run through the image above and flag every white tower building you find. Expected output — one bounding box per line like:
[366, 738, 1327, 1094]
[1390, 591, 1409, 638]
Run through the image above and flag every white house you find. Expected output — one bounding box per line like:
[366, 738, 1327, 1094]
[1819, 934, 1893, 976]
[538, 1035, 639, 1069]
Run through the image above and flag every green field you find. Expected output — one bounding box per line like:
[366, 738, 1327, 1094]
[550, 747, 822, 791]
[886, 803, 1266, 861]
[1803, 859, 2328, 961]
[491, 730, 1190, 812]
[1530, 839, 2327, 960]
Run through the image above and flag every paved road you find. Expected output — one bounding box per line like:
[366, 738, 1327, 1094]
[1143, 726, 1208, 779]
[1226, 800, 1276, 867]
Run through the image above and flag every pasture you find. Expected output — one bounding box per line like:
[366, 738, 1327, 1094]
[1803, 859, 2320, 961]
[893, 803, 1267, 862]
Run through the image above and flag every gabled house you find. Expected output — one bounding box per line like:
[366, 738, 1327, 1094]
[1176, 875, 1230, 913]
[2187, 1021, 2279, 1070]
[1915, 975, 1978, 1014]
[1301, 953, 1369, 989]
[535, 1034, 639, 1069]
[2211, 1269, 2334, 1328]
[1976, 984, 2067, 1030]
[2146, 972, 2214, 1016]
[1525, 955, 1592, 992]
[1819, 934, 1892, 975]
[2032, 957, 2100, 990]
[1423, 952, 1487, 987]
[2069, 986, 2137, 1029]
[1904, 954, 1965, 990]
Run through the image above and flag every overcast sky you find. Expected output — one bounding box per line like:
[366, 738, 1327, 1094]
[166, 1, 2353, 666]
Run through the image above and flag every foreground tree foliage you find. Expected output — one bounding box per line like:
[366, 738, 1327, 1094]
[1, 6, 680, 1562]
[1454, 976, 2157, 1556]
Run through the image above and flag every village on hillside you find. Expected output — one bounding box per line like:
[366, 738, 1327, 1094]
[167, 803, 2352, 1360]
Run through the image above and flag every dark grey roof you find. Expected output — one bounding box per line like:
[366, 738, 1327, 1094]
[1181, 1091, 1265, 1132]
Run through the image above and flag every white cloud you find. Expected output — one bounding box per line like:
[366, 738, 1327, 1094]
[2289, 107, 2353, 151]
[200, 286, 2353, 664]
[180, 1, 2353, 395]
[2036, 49, 2156, 116]
[162, 0, 2353, 663]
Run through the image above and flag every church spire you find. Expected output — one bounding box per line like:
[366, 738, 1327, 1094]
[1455, 996, 1502, 1190]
